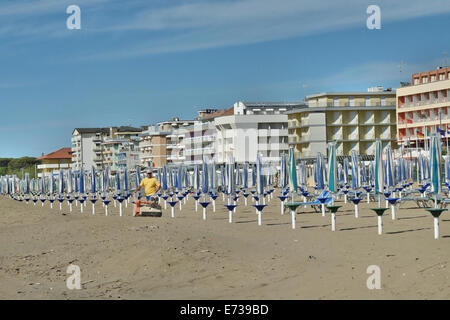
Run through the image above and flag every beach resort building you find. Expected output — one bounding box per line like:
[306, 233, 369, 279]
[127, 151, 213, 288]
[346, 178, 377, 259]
[71, 128, 110, 172]
[101, 126, 143, 173]
[287, 88, 397, 160]
[71, 126, 142, 172]
[183, 108, 226, 165]
[139, 118, 196, 168]
[396, 66, 450, 152]
[214, 102, 303, 164]
[37, 148, 73, 178]
[139, 126, 168, 169]
[158, 118, 196, 165]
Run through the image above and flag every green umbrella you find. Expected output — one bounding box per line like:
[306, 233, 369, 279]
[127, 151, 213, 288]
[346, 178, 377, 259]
[327, 142, 337, 193]
[430, 133, 442, 208]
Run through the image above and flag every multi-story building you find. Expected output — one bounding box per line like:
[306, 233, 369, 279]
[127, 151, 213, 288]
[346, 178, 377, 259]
[37, 148, 73, 178]
[71, 126, 142, 172]
[71, 128, 110, 171]
[183, 109, 226, 165]
[139, 118, 195, 168]
[215, 102, 302, 164]
[397, 67, 450, 150]
[102, 126, 142, 173]
[287, 88, 397, 159]
[158, 118, 195, 165]
[139, 126, 168, 168]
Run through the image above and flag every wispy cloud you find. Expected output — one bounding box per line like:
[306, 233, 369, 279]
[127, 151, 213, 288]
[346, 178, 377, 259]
[1, 0, 450, 58]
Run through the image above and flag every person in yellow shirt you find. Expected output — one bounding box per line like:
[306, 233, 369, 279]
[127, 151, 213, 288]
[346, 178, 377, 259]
[134, 169, 161, 201]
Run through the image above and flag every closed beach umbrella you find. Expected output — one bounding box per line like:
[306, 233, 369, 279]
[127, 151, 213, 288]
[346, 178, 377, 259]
[201, 158, 209, 195]
[227, 156, 235, 195]
[430, 133, 442, 197]
[257, 153, 264, 196]
[79, 169, 85, 194]
[243, 162, 249, 190]
[59, 169, 64, 195]
[385, 145, 394, 190]
[327, 142, 337, 193]
[162, 165, 168, 192]
[288, 147, 297, 194]
[90, 167, 96, 194]
[351, 150, 360, 191]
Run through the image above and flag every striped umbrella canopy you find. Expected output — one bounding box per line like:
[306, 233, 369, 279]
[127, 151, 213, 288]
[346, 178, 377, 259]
[445, 157, 450, 183]
[430, 133, 442, 195]
[40, 175, 46, 194]
[135, 166, 142, 187]
[300, 161, 307, 186]
[209, 160, 216, 192]
[161, 165, 168, 191]
[201, 157, 209, 194]
[59, 169, 64, 194]
[280, 154, 287, 189]
[374, 140, 384, 194]
[193, 165, 200, 191]
[124, 169, 129, 192]
[316, 153, 325, 190]
[116, 171, 121, 193]
[102, 166, 110, 193]
[251, 164, 256, 188]
[24, 173, 30, 195]
[256, 153, 265, 195]
[288, 147, 297, 193]
[79, 169, 85, 194]
[343, 158, 349, 185]
[327, 142, 337, 193]
[227, 156, 235, 195]
[90, 166, 96, 194]
[385, 145, 394, 189]
[177, 165, 184, 191]
[243, 162, 249, 190]
[350, 150, 360, 191]
[66, 169, 73, 194]
[220, 165, 226, 190]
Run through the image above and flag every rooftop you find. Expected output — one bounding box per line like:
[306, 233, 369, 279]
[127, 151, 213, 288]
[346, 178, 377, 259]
[38, 148, 73, 161]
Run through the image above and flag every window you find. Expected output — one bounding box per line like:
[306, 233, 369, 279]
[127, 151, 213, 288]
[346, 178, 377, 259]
[333, 97, 339, 107]
[422, 76, 428, 83]
[439, 73, 445, 81]
[365, 97, 371, 106]
[349, 97, 355, 107]
[431, 75, 436, 82]
[414, 78, 419, 85]
[381, 97, 386, 106]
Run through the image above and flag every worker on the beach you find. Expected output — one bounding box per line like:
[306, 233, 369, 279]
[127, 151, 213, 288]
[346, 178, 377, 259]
[133, 169, 161, 216]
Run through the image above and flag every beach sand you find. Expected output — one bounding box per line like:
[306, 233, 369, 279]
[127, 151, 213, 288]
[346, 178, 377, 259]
[0, 194, 449, 299]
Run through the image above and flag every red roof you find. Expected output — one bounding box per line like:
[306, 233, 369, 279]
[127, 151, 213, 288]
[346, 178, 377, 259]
[38, 148, 73, 160]
[200, 107, 234, 120]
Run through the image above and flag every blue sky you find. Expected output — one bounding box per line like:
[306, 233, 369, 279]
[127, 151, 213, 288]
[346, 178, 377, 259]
[1, 0, 450, 158]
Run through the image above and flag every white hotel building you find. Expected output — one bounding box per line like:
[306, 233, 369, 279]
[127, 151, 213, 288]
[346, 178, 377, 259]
[214, 102, 305, 164]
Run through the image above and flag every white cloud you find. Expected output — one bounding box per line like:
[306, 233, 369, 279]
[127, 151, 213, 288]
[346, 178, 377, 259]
[1, 0, 450, 58]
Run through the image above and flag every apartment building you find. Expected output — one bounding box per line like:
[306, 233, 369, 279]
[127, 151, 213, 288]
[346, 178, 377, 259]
[37, 148, 73, 178]
[183, 109, 227, 165]
[71, 128, 110, 172]
[71, 126, 142, 172]
[158, 118, 195, 165]
[215, 102, 302, 164]
[139, 126, 168, 168]
[139, 118, 196, 168]
[288, 88, 397, 159]
[397, 67, 450, 148]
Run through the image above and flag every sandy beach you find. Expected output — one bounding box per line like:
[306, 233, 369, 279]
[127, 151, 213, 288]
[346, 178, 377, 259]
[0, 194, 449, 300]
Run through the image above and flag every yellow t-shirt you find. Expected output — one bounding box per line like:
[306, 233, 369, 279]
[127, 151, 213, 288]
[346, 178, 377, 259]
[139, 177, 160, 196]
